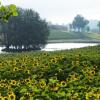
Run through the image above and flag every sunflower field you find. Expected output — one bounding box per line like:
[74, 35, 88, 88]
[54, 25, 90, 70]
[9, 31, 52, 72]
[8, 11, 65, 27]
[0, 45, 100, 100]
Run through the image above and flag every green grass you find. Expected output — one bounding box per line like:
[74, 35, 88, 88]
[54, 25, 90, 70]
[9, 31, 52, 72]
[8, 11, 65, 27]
[48, 29, 100, 42]
[87, 32, 100, 40]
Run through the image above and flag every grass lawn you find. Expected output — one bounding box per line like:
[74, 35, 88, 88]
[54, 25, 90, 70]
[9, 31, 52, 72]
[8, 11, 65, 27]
[48, 29, 100, 43]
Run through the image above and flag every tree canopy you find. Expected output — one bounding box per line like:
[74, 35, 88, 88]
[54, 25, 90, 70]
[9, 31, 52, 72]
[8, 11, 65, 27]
[72, 15, 89, 32]
[1, 8, 49, 52]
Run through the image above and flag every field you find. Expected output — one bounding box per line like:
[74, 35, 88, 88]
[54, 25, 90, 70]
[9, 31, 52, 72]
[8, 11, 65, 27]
[0, 45, 100, 99]
[48, 29, 100, 43]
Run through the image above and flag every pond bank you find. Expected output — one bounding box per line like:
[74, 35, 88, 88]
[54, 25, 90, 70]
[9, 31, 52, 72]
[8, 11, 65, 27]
[47, 39, 100, 43]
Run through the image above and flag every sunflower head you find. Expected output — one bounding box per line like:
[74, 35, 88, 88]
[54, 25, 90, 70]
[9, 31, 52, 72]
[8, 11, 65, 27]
[39, 79, 46, 89]
[10, 80, 17, 86]
[51, 86, 59, 92]
[0, 96, 4, 100]
[25, 78, 32, 84]
[60, 81, 67, 87]
[3, 96, 8, 100]
[20, 96, 25, 100]
[8, 92, 16, 100]
[13, 67, 18, 71]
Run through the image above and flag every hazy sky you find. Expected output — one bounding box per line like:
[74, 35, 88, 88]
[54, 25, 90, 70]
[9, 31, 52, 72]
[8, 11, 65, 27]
[2, 0, 100, 24]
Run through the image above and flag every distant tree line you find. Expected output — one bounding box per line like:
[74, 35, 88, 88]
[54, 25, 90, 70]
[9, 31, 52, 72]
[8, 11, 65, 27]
[69, 14, 100, 33]
[0, 8, 49, 52]
[69, 15, 89, 32]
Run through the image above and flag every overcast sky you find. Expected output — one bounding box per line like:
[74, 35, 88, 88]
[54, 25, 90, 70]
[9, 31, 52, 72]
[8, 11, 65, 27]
[2, 0, 100, 24]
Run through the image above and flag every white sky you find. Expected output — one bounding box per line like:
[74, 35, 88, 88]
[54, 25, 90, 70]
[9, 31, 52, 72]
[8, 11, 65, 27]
[2, 0, 100, 24]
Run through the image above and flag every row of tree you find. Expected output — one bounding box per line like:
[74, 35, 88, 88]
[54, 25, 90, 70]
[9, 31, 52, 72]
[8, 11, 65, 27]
[0, 4, 100, 52]
[69, 15, 100, 33]
[0, 8, 49, 51]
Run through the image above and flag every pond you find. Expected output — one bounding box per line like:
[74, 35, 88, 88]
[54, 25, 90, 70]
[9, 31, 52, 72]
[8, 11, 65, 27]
[42, 43, 98, 51]
[0, 43, 98, 53]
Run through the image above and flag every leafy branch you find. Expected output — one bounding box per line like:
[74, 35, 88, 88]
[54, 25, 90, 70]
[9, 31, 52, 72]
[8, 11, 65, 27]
[0, 1, 18, 21]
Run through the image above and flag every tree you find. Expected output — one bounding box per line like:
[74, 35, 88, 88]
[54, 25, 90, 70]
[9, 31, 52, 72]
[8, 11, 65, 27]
[97, 21, 100, 33]
[86, 26, 90, 32]
[0, 2, 18, 21]
[72, 15, 89, 32]
[1, 8, 49, 52]
[0, 1, 18, 45]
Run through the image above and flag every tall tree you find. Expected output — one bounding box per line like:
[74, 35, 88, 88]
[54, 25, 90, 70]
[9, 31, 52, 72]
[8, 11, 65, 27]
[1, 8, 49, 51]
[72, 15, 89, 32]
[97, 21, 100, 33]
[0, 1, 18, 46]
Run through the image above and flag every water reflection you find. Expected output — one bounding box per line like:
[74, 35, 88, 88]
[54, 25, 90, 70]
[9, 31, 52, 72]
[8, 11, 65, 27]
[0, 43, 98, 53]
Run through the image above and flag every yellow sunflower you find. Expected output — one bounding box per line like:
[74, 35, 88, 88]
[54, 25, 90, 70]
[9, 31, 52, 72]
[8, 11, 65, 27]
[3, 96, 9, 100]
[0, 96, 4, 100]
[0, 83, 5, 88]
[39, 79, 46, 89]
[25, 78, 31, 84]
[12, 61, 17, 66]
[20, 96, 25, 100]
[50, 58, 57, 63]
[8, 93, 16, 100]
[93, 93, 100, 99]
[51, 86, 59, 92]
[60, 81, 67, 87]
[13, 67, 18, 71]
[10, 80, 17, 86]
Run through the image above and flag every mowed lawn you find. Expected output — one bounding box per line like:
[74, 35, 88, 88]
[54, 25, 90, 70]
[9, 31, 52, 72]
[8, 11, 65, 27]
[48, 29, 100, 42]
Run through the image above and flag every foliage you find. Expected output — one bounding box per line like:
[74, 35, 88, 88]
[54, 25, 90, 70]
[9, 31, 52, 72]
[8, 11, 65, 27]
[0, 8, 49, 51]
[85, 26, 90, 32]
[0, 2, 18, 21]
[97, 21, 100, 33]
[72, 15, 89, 32]
[0, 45, 100, 99]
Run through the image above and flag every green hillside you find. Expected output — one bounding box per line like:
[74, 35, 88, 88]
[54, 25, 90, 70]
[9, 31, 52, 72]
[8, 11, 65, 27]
[48, 29, 100, 43]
